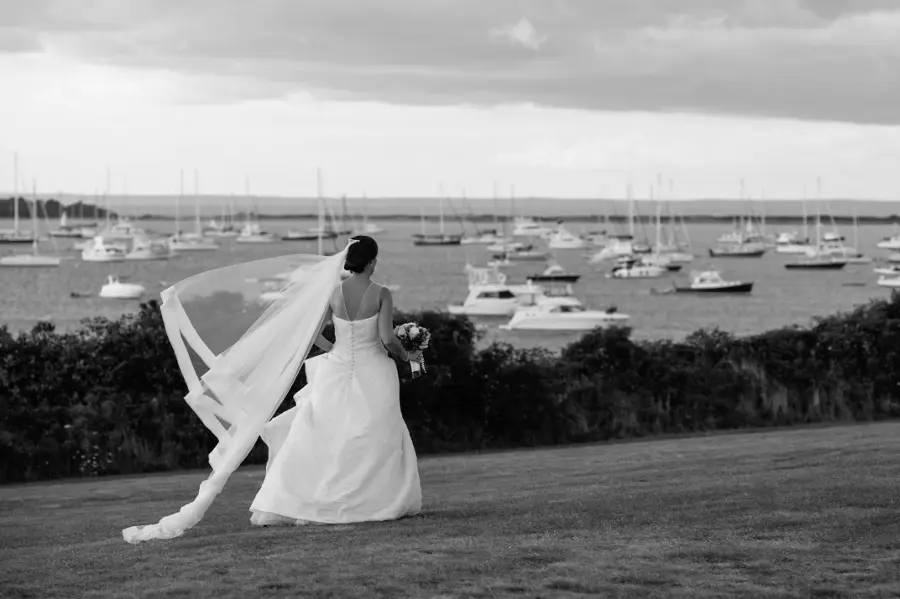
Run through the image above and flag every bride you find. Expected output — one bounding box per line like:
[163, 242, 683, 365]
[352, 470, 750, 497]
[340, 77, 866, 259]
[122, 236, 421, 543]
[249, 235, 423, 525]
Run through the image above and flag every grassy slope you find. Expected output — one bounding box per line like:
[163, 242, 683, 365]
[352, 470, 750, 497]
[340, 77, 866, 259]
[1, 423, 899, 599]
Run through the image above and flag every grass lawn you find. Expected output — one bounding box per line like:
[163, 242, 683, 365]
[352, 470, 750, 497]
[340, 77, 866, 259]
[1, 422, 900, 598]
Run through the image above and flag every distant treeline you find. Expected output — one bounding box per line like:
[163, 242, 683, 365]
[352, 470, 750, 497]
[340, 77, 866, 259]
[2, 196, 898, 225]
[2, 292, 900, 483]
[0, 197, 115, 220]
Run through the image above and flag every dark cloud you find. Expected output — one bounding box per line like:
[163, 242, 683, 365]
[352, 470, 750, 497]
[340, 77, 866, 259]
[5, 0, 900, 124]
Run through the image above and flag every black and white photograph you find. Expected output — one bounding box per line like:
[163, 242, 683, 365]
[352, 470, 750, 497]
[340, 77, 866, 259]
[1, 1, 899, 597]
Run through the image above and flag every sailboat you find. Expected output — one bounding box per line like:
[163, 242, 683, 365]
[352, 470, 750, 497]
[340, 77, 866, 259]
[351, 192, 385, 236]
[0, 182, 61, 267]
[785, 200, 847, 270]
[169, 171, 219, 251]
[0, 153, 35, 245]
[412, 190, 462, 246]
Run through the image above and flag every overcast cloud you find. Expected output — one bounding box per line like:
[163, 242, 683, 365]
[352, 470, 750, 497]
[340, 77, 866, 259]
[1, 0, 898, 124]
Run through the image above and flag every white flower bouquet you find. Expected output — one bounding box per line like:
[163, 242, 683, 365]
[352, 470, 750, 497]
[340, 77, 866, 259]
[394, 322, 430, 378]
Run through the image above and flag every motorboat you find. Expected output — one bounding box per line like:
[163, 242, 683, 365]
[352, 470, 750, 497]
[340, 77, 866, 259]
[877, 232, 900, 251]
[487, 240, 528, 253]
[81, 236, 126, 262]
[608, 256, 666, 279]
[547, 223, 588, 250]
[526, 264, 580, 284]
[235, 223, 277, 244]
[169, 233, 220, 251]
[511, 217, 553, 239]
[500, 303, 630, 331]
[99, 275, 145, 299]
[642, 254, 683, 272]
[504, 247, 548, 262]
[97, 219, 145, 243]
[877, 275, 900, 288]
[126, 235, 176, 260]
[673, 270, 753, 293]
[447, 283, 530, 316]
[776, 242, 815, 255]
[874, 265, 900, 276]
[203, 219, 240, 238]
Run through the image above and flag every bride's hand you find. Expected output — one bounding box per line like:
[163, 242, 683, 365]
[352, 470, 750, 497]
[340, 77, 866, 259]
[407, 350, 423, 363]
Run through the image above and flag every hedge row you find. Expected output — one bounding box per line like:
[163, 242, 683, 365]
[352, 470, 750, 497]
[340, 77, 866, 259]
[2, 292, 900, 483]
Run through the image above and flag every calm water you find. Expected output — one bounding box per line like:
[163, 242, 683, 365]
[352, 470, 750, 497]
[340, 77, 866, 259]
[0, 217, 896, 351]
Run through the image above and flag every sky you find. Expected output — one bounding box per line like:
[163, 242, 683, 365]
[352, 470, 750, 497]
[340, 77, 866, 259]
[1, 0, 899, 201]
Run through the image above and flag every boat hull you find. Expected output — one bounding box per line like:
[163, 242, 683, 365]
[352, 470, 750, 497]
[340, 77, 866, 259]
[413, 235, 462, 246]
[0, 255, 61, 267]
[784, 261, 847, 270]
[527, 274, 581, 283]
[673, 282, 753, 293]
[708, 249, 765, 258]
[501, 314, 630, 331]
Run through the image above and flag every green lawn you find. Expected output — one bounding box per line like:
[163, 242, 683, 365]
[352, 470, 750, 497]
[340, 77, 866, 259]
[1, 423, 899, 598]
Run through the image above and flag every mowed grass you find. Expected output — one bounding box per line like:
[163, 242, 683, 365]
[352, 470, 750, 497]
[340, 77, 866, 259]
[2, 424, 900, 599]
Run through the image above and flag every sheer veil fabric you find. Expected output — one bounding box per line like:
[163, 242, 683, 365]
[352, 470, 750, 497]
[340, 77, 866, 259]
[121, 246, 351, 544]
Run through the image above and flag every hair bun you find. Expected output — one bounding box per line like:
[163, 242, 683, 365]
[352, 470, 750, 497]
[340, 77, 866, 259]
[343, 235, 379, 273]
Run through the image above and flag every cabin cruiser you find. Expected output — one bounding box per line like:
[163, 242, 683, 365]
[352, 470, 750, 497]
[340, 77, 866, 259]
[126, 234, 176, 260]
[673, 270, 753, 293]
[235, 222, 277, 244]
[81, 236, 126, 262]
[461, 229, 509, 245]
[500, 303, 629, 331]
[547, 223, 588, 250]
[511, 217, 553, 239]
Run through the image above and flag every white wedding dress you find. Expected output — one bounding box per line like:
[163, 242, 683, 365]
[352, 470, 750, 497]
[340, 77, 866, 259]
[249, 282, 422, 525]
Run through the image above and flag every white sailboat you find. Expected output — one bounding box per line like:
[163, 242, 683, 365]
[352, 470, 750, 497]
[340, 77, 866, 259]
[0, 153, 35, 245]
[412, 186, 462, 246]
[351, 192, 385, 236]
[0, 182, 61, 267]
[169, 171, 219, 251]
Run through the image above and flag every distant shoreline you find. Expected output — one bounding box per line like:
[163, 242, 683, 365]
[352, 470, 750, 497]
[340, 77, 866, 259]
[1, 196, 898, 225]
[124, 212, 898, 225]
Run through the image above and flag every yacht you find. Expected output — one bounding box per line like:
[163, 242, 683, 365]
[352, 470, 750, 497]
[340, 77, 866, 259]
[526, 264, 580, 284]
[876, 275, 900, 288]
[673, 270, 753, 293]
[500, 303, 629, 332]
[511, 217, 553, 239]
[547, 223, 588, 250]
[126, 235, 176, 260]
[81, 236, 126, 262]
[877, 231, 900, 251]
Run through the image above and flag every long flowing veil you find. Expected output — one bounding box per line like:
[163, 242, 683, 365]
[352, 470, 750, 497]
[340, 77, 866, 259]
[122, 246, 351, 544]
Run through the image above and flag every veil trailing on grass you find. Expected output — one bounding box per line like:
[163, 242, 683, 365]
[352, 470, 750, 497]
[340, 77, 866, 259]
[122, 245, 351, 544]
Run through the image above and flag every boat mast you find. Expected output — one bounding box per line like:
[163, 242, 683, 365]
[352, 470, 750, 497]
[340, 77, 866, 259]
[194, 170, 201, 234]
[12, 152, 19, 234]
[316, 168, 324, 255]
[31, 180, 38, 255]
[175, 170, 183, 237]
[439, 183, 445, 236]
[802, 184, 808, 242]
[105, 167, 111, 229]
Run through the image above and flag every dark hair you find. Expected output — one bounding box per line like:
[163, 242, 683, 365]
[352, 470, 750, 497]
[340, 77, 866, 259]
[344, 235, 378, 273]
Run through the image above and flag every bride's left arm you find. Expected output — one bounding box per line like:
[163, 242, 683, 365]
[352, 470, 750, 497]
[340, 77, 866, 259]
[313, 305, 334, 352]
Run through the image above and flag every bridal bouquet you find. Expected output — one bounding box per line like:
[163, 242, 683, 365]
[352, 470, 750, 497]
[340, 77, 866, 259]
[394, 322, 430, 378]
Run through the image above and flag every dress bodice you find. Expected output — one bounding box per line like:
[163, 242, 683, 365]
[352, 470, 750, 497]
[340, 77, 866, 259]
[331, 315, 384, 362]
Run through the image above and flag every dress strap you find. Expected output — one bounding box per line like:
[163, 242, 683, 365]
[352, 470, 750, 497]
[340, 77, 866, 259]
[353, 282, 374, 320]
